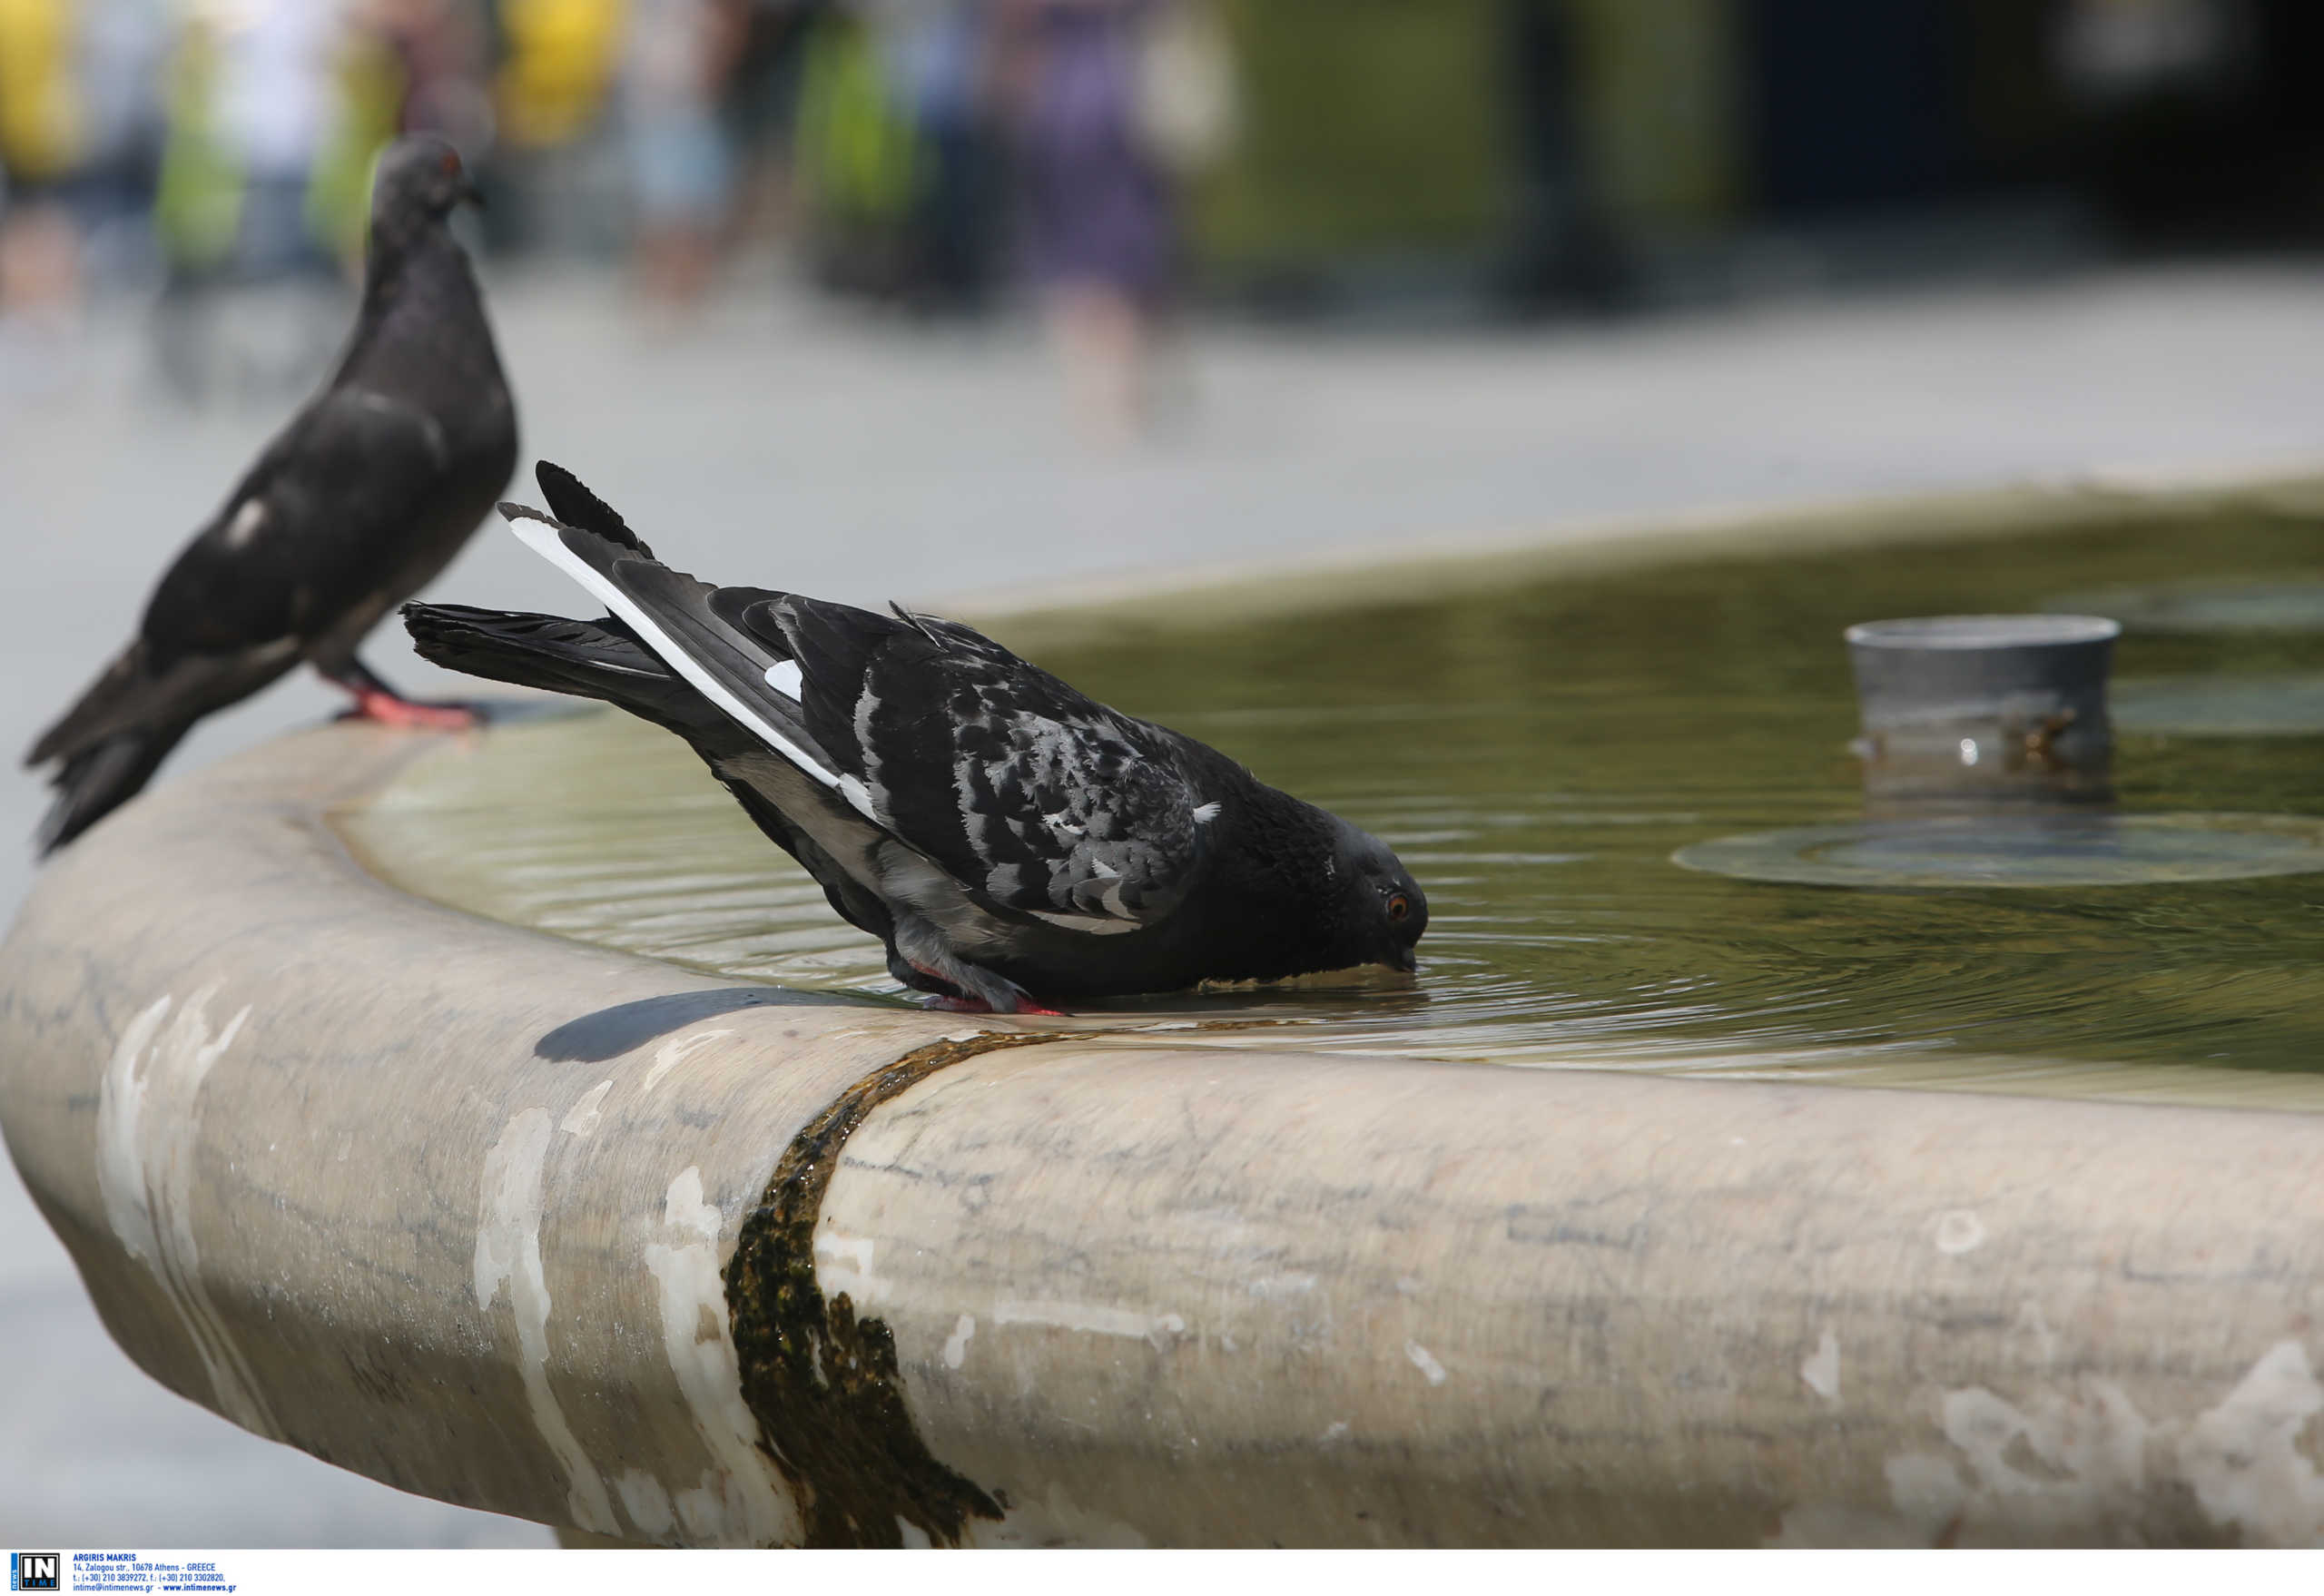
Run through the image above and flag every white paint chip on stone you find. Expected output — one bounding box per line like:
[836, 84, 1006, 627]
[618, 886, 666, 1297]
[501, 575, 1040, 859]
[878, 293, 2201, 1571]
[1781, 1338, 2324, 1546]
[94, 988, 275, 1440]
[643, 1166, 805, 1547]
[2180, 1339, 2324, 1545]
[1801, 1326, 1842, 1404]
[641, 1029, 735, 1096]
[1248, 1272, 1316, 1299]
[475, 1108, 619, 1537]
[561, 1080, 614, 1138]
[992, 1300, 1187, 1349]
[1404, 1341, 1449, 1386]
[616, 1470, 677, 1541]
[814, 1230, 884, 1305]
[1934, 1209, 1987, 1255]
[942, 1315, 976, 1369]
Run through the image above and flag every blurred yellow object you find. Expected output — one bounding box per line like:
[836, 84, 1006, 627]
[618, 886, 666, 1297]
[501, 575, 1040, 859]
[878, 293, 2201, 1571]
[0, 0, 84, 182]
[498, 0, 626, 149]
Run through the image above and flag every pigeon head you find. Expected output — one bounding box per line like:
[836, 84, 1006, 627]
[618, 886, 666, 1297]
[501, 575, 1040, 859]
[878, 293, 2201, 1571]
[368, 135, 482, 242]
[1326, 817, 1429, 975]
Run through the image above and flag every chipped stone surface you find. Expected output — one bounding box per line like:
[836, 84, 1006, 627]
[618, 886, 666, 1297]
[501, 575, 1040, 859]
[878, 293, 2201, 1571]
[0, 727, 1013, 1542]
[12, 723, 2324, 1547]
[639, 1166, 803, 1547]
[94, 987, 271, 1439]
[1777, 1342, 2324, 1547]
[1404, 1342, 1450, 1387]
[2179, 1340, 2324, 1544]
[1935, 1210, 1988, 1256]
[1800, 1327, 1841, 1404]
[941, 1315, 976, 1369]
[476, 1108, 618, 1536]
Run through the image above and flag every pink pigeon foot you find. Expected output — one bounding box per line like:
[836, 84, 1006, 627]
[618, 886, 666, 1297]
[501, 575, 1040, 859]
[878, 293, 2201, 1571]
[342, 689, 478, 730]
[922, 992, 1071, 1018]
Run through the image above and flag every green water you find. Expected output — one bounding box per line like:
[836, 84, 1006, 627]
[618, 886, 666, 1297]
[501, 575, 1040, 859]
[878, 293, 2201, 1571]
[345, 504, 2324, 1105]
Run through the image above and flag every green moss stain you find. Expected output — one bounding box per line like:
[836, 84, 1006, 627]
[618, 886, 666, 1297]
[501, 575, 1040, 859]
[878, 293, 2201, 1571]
[722, 1030, 1059, 1547]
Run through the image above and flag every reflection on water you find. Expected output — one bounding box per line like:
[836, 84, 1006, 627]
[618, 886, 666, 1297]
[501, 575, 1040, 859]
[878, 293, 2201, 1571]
[344, 504, 2324, 1107]
[2114, 674, 2324, 736]
[1674, 811, 2324, 888]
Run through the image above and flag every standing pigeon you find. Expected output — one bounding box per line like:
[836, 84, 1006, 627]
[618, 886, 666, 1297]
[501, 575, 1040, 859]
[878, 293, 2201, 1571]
[404, 465, 1426, 1011]
[24, 135, 517, 853]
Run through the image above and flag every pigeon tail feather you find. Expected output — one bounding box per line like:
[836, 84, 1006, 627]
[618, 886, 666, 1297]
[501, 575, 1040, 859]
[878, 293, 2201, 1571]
[534, 461, 654, 558]
[35, 722, 192, 855]
[401, 603, 709, 730]
[25, 639, 152, 769]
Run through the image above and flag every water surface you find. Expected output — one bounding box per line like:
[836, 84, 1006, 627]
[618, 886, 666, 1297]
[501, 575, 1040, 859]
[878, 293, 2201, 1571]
[346, 504, 2324, 1106]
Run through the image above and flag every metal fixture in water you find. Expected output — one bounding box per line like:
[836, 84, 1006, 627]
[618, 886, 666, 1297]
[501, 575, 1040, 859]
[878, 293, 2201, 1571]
[1846, 614, 2118, 805]
[1675, 612, 2324, 889]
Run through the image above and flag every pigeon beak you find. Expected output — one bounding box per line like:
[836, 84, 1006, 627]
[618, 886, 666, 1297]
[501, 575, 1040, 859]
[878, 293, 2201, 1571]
[457, 173, 487, 211]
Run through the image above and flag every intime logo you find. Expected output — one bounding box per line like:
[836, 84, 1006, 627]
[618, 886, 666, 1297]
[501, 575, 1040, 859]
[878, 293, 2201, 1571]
[9, 1554, 58, 1592]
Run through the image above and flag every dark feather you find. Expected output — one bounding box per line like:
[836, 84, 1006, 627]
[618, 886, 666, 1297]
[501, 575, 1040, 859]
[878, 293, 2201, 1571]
[535, 459, 653, 558]
[35, 724, 193, 853]
[401, 603, 694, 724]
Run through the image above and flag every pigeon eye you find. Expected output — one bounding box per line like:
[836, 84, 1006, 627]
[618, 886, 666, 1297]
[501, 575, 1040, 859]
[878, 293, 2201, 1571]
[1385, 893, 1411, 924]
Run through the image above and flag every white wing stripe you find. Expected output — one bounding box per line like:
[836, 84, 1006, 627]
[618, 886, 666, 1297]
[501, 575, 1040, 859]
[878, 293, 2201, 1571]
[505, 514, 872, 814]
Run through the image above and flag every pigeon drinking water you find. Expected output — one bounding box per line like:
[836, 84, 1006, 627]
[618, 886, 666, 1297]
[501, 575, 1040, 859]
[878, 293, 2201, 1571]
[405, 464, 1426, 1012]
[25, 135, 517, 853]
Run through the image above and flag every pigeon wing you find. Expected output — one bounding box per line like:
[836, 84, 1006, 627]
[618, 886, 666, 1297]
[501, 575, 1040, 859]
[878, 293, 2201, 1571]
[735, 597, 1213, 932]
[143, 386, 449, 661]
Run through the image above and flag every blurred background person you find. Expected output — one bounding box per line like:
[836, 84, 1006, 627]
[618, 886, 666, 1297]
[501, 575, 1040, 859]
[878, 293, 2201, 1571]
[794, 0, 1006, 315]
[0, 0, 96, 357]
[882, 0, 1000, 315]
[195, 0, 350, 278]
[621, 0, 748, 307]
[366, 0, 497, 149]
[790, 0, 919, 301]
[150, 0, 370, 399]
[996, 0, 1232, 444]
[486, 0, 624, 257]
